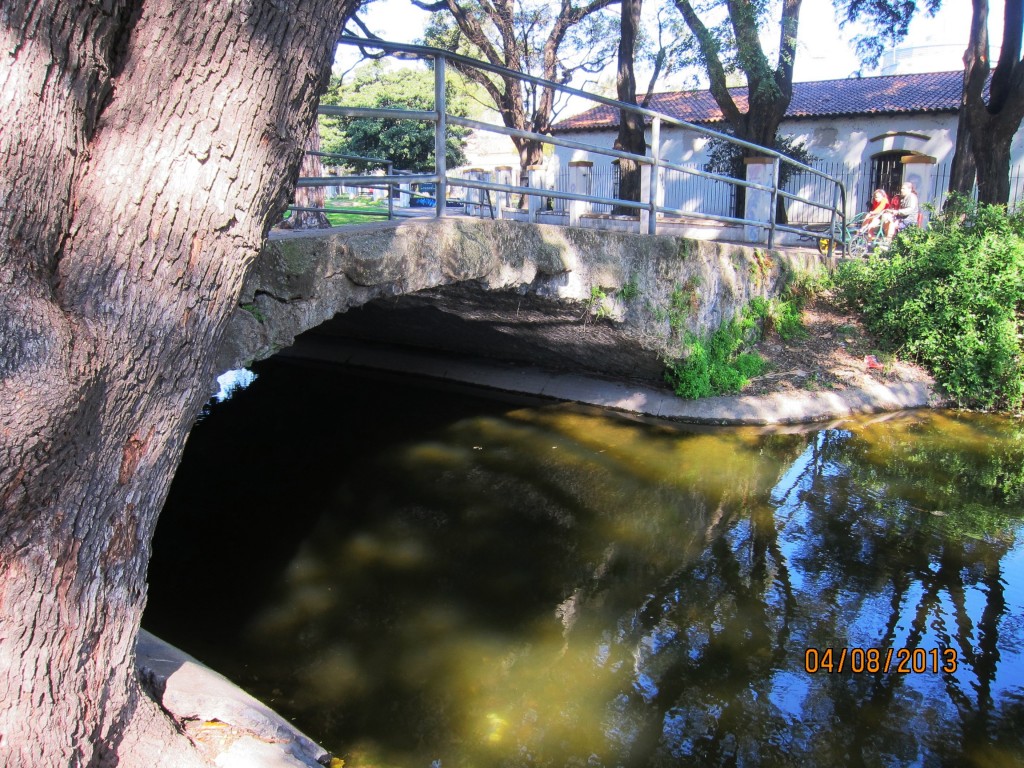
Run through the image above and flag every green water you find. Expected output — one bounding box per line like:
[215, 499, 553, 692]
[146, 359, 1024, 767]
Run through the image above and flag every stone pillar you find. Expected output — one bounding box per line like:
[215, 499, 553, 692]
[902, 155, 937, 226]
[743, 157, 778, 243]
[399, 181, 411, 208]
[465, 167, 485, 217]
[527, 165, 544, 223]
[639, 163, 665, 235]
[568, 160, 592, 227]
[494, 165, 513, 219]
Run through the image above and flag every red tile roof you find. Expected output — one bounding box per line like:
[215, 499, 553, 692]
[553, 71, 964, 132]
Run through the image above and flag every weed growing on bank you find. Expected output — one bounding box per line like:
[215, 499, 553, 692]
[664, 295, 808, 399]
[836, 199, 1024, 412]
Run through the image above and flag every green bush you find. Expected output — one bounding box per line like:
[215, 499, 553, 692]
[665, 308, 766, 399]
[836, 199, 1024, 411]
[747, 296, 808, 342]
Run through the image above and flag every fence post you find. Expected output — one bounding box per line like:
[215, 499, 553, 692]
[743, 156, 777, 244]
[527, 165, 543, 223]
[434, 54, 447, 219]
[767, 157, 780, 248]
[649, 117, 662, 235]
[568, 161, 592, 227]
[494, 166, 513, 219]
[386, 162, 394, 220]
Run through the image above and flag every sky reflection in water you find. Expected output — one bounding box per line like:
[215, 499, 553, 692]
[147, 361, 1024, 767]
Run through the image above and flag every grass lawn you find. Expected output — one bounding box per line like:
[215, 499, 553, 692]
[323, 199, 391, 226]
[284, 197, 392, 227]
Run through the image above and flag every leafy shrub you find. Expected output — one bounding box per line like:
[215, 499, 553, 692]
[665, 308, 766, 399]
[836, 199, 1024, 411]
[747, 296, 807, 342]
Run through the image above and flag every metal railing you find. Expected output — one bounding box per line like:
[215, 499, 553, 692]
[296, 37, 849, 253]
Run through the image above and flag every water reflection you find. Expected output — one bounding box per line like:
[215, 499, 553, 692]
[146, 361, 1024, 767]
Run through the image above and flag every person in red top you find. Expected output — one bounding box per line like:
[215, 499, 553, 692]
[861, 189, 888, 239]
[883, 182, 920, 241]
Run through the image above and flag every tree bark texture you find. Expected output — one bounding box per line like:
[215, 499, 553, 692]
[0, 1, 357, 765]
[614, 0, 646, 209]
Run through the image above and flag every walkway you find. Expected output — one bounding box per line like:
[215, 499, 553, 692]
[280, 337, 935, 426]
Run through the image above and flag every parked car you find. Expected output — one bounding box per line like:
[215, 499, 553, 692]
[409, 183, 465, 209]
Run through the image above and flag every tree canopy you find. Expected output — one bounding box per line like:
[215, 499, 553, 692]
[319, 62, 473, 171]
[670, 0, 803, 153]
[841, 0, 1024, 204]
[414, 0, 620, 173]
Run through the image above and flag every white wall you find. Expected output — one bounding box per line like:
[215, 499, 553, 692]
[466, 111, 1024, 221]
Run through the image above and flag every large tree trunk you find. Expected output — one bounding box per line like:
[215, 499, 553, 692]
[291, 127, 333, 229]
[0, 1, 357, 765]
[613, 0, 646, 211]
[957, 0, 1024, 205]
[948, 91, 978, 197]
[974, 129, 1017, 204]
[514, 139, 546, 208]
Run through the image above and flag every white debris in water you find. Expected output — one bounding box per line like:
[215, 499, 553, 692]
[215, 368, 258, 402]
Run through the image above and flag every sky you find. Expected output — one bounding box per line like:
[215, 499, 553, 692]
[339, 0, 1004, 85]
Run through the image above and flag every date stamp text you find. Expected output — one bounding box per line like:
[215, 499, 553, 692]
[804, 647, 958, 674]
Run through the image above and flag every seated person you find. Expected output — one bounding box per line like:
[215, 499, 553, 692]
[861, 189, 888, 238]
[883, 182, 919, 240]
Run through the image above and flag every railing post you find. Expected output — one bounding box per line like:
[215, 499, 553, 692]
[386, 161, 394, 221]
[828, 181, 841, 257]
[649, 117, 662, 235]
[494, 166, 512, 219]
[568, 160, 592, 227]
[768, 156, 780, 248]
[527, 165, 543, 223]
[434, 54, 447, 219]
[743, 156, 777, 244]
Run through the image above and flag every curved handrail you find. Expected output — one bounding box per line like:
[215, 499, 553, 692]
[296, 37, 848, 252]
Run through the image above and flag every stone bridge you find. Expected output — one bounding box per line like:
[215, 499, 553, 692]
[217, 218, 830, 385]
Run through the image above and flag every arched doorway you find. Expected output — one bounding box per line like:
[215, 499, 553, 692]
[870, 150, 907, 200]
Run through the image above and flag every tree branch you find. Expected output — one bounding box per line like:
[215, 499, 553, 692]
[673, 0, 743, 127]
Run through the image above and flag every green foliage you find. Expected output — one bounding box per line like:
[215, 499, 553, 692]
[704, 132, 814, 189]
[241, 303, 266, 323]
[836, 199, 1024, 412]
[588, 285, 612, 320]
[657, 277, 702, 334]
[747, 295, 807, 342]
[784, 266, 833, 304]
[665, 305, 766, 399]
[618, 278, 640, 301]
[319, 63, 471, 172]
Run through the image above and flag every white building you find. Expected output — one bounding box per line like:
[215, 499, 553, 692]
[548, 71, 1024, 221]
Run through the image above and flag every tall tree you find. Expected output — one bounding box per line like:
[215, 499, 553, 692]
[614, 1, 690, 207]
[0, 0, 359, 764]
[672, 0, 803, 155]
[956, 0, 1024, 203]
[841, 0, 1024, 205]
[615, 0, 648, 206]
[413, 0, 620, 181]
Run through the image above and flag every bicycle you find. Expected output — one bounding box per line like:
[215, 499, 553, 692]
[813, 212, 885, 258]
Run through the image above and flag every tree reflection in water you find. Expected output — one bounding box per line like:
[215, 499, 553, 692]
[147, 364, 1024, 767]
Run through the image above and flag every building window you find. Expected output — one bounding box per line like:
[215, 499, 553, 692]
[871, 151, 906, 200]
